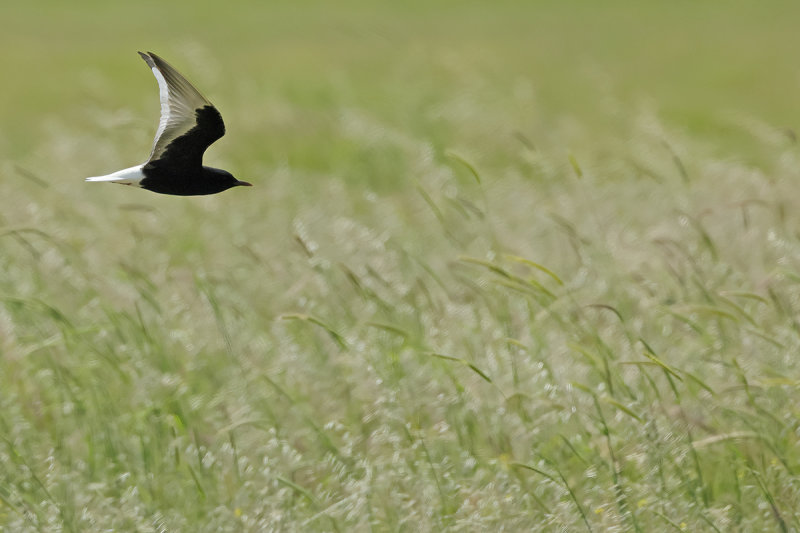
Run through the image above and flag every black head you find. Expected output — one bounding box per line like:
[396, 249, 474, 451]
[202, 167, 253, 194]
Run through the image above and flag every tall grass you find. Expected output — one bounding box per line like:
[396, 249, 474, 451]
[2, 1, 800, 531]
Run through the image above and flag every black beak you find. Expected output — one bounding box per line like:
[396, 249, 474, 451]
[236, 180, 253, 187]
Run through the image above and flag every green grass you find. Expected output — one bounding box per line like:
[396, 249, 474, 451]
[2, 1, 800, 531]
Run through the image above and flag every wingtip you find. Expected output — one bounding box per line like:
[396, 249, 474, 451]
[138, 51, 159, 66]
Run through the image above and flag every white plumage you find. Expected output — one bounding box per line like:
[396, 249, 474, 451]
[85, 165, 146, 187]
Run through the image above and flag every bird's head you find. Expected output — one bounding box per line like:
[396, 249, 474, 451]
[209, 167, 252, 191]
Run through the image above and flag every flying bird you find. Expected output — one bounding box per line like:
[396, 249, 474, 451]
[86, 51, 252, 195]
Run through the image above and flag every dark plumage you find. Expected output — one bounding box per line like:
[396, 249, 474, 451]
[86, 51, 252, 196]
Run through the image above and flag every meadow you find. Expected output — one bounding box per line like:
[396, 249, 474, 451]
[1, 1, 800, 530]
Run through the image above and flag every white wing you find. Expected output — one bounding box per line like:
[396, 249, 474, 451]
[138, 51, 223, 163]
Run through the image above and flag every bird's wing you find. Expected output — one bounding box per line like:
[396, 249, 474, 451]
[139, 51, 225, 167]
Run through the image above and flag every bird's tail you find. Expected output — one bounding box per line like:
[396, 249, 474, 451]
[86, 165, 145, 186]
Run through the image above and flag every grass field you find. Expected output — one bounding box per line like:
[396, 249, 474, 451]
[2, 1, 800, 531]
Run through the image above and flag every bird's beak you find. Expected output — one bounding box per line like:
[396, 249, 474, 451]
[236, 180, 253, 187]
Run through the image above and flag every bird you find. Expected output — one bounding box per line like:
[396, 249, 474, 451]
[86, 51, 252, 195]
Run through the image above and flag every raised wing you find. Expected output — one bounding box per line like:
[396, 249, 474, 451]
[138, 51, 225, 167]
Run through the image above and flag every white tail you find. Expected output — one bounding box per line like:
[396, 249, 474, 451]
[86, 165, 146, 186]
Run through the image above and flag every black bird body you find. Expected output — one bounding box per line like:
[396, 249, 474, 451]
[140, 163, 240, 196]
[86, 52, 251, 195]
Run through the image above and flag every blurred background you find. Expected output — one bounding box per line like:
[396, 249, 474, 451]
[2, 1, 800, 531]
[4, 0, 800, 171]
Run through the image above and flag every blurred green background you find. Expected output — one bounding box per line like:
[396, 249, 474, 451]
[4, 1, 800, 164]
[2, 1, 800, 531]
